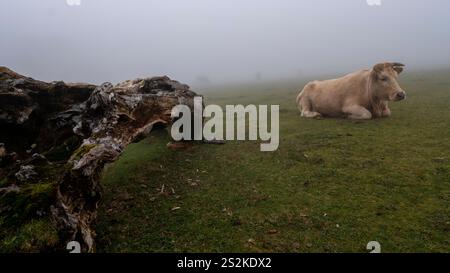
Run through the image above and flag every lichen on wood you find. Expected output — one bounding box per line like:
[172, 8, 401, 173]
[0, 67, 198, 252]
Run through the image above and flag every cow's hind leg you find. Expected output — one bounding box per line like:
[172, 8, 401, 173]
[301, 110, 322, 118]
[343, 105, 372, 120]
[298, 95, 322, 118]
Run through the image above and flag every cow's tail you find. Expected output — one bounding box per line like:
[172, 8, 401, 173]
[297, 82, 316, 114]
[296, 87, 306, 113]
[297, 90, 304, 111]
[296, 93, 301, 112]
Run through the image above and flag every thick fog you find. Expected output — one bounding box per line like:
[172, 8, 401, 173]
[1, 0, 450, 86]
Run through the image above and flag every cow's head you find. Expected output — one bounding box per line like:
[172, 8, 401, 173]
[371, 62, 406, 101]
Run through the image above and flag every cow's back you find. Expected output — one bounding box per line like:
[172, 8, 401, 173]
[304, 70, 369, 116]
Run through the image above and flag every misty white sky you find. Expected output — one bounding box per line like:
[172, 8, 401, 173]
[1, 0, 450, 86]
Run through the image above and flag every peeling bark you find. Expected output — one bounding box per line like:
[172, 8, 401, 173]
[0, 67, 198, 252]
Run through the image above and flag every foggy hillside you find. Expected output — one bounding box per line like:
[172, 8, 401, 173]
[1, 0, 450, 86]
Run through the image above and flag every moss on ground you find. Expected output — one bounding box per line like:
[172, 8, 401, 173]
[0, 219, 59, 253]
[0, 182, 56, 227]
[0, 137, 74, 252]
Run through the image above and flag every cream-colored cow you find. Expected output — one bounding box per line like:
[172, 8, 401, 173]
[296, 62, 406, 119]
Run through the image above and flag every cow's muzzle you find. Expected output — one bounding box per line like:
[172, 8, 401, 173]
[395, 91, 406, 101]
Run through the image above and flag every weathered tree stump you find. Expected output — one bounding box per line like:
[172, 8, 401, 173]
[0, 67, 198, 252]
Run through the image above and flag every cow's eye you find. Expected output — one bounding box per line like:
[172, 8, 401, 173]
[380, 77, 388, 81]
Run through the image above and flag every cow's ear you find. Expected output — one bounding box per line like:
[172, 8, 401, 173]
[391, 62, 405, 74]
[373, 63, 385, 74]
[392, 66, 404, 74]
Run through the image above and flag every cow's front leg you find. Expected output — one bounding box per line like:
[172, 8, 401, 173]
[343, 105, 372, 120]
[373, 102, 391, 118]
[381, 105, 391, 118]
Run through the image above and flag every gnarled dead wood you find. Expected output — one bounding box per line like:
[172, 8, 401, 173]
[0, 67, 198, 252]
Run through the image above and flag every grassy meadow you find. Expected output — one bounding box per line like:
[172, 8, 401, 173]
[95, 69, 450, 253]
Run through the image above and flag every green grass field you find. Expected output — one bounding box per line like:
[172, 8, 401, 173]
[95, 69, 450, 253]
